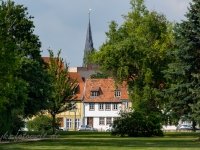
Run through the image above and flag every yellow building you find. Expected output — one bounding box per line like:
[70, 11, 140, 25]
[56, 72, 85, 131]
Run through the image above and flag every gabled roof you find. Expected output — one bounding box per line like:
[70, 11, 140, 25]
[68, 72, 85, 101]
[84, 78, 129, 103]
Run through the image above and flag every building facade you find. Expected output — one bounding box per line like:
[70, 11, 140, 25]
[83, 78, 131, 131]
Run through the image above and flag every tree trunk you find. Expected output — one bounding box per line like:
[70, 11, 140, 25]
[52, 114, 56, 134]
[192, 120, 196, 132]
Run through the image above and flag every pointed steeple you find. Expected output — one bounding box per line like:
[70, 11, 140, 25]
[82, 9, 93, 67]
[84, 21, 93, 51]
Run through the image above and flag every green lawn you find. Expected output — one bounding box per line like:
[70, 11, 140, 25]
[0, 131, 200, 150]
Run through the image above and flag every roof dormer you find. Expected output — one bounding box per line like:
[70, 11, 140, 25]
[115, 90, 121, 97]
[90, 87, 100, 97]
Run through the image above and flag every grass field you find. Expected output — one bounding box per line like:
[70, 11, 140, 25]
[0, 131, 200, 150]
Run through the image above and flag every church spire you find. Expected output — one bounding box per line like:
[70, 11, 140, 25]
[82, 9, 93, 67]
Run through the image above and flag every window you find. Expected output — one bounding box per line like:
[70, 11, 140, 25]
[89, 103, 95, 110]
[124, 102, 129, 108]
[106, 117, 112, 125]
[113, 104, 118, 110]
[91, 91, 98, 97]
[115, 90, 121, 97]
[105, 104, 111, 111]
[99, 103, 104, 110]
[75, 119, 80, 128]
[66, 119, 72, 128]
[99, 117, 105, 125]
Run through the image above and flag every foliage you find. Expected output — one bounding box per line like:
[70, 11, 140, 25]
[163, 0, 200, 127]
[0, 0, 51, 135]
[111, 111, 163, 137]
[90, 72, 108, 79]
[89, 0, 174, 114]
[47, 49, 77, 134]
[26, 115, 55, 131]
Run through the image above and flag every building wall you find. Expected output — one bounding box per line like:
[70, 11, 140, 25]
[68, 67, 99, 82]
[68, 67, 78, 72]
[84, 103, 121, 130]
[77, 70, 97, 81]
[56, 101, 83, 131]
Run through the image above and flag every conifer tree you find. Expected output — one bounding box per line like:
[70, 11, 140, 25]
[164, 0, 200, 128]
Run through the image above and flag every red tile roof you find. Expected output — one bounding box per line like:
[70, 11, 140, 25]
[42, 57, 84, 101]
[84, 79, 129, 102]
[42, 57, 65, 70]
[68, 72, 85, 100]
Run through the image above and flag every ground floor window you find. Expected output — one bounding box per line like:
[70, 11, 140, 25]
[99, 117, 105, 125]
[66, 119, 72, 128]
[106, 117, 112, 125]
[75, 118, 80, 128]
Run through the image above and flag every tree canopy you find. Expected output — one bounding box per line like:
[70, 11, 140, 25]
[47, 49, 77, 134]
[0, 0, 51, 134]
[164, 0, 200, 127]
[90, 0, 174, 114]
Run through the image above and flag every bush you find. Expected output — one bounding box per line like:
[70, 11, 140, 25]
[26, 115, 53, 131]
[111, 111, 163, 137]
[0, 110, 25, 135]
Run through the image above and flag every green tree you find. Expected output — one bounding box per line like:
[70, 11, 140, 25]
[1, 0, 51, 117]
[91, 72, 108, 79]
[0, 0, 51, 134]
[164, 0, 200, 129]
[47, 49, 77, 134]
[26, 115, 54, 131]
[112, 111, 163, 137]
[90, 0, 174, 114]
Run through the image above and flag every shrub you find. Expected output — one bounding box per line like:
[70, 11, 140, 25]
[26, 115, 53, 131]
[111, 111, 163, 137]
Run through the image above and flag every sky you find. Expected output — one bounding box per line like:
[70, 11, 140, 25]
[12, 0, 192, 67]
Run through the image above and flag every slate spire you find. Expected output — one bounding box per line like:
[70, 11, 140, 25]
[82, 9, 93, 67]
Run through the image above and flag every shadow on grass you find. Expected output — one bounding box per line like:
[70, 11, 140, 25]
[0, 132, 200, 150]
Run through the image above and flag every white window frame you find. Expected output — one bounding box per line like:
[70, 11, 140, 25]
[115, 90, 121, 97]
[66, 119, 72, 128]
[89, 103, 95, 110]
[113, 104, 118, 111]
[75, 118, 80, 129]
[106, 117, 112, 125]
[99, 103, 104, 111]
[105, 103, 111, 111]
[91, 91, 98, 97]
[124, 102, 129, 108]
[99, 117, 105, 125]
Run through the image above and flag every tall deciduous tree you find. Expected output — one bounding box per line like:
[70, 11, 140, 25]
[0, 0, 51, 134]
[164, 0, 200, 128]
[47, 49, 77, 134]
[90, 0, 174, 114]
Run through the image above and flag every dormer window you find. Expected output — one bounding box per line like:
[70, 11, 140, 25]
[115, 90, 121, 97]
[91, 91, 99, 97]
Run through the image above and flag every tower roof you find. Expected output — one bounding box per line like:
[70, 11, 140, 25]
[82, 20, 93, 67]
[85, 20, 93, 51]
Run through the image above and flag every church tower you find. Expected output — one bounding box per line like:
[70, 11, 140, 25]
[82, 9, 94, 67]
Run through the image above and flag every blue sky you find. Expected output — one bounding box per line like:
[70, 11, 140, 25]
[12, 0, 192, 67]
